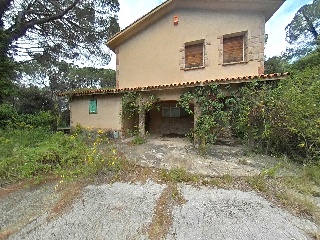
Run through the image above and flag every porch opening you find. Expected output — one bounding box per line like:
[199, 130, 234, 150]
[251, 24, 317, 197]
[147, 101, 194, 137]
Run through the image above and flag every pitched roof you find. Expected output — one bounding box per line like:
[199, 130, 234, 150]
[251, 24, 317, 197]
[107, 0, 285, 51]
[58, 72, 290, 97]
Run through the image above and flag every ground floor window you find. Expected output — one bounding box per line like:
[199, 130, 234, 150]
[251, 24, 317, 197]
[89, 99, 97, 114]
[162, 107, 190, 118]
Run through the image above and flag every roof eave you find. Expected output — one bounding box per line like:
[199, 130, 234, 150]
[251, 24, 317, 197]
[107, 0, 174, 52]
[58, 73, 290, 97]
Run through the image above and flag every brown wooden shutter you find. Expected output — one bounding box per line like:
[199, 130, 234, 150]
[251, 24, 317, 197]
[223, 35, 244, 63]
[185, 43, 203, 68]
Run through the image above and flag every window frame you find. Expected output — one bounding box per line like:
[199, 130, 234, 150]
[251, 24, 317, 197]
[222, 32, 247, 65]
[162, 107, 171, 118]
[89, 99, 98, 114]
[184, 39, 205, 70]
[162, 107, 191, 118]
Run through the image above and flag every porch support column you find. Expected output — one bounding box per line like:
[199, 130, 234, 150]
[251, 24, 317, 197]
[138, 108, 146, 137]
[193, 100, 201, 147]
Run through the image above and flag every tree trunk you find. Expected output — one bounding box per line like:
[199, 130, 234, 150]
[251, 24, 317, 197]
[193, 101, 201, 147]
[248, 110, 254, 149]
[138, 109, 146, 137]
[0, 33, 15, 101]
[302, 9, 319, 41]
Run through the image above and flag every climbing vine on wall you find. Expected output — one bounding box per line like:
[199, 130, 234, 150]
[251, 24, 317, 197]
[178, 83, 236, 145]
[121, 92, 139, 120]
[121, 91, 159, 121]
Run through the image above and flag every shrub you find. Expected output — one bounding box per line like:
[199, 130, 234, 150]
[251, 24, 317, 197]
[231, 66, 320, 162]
[0, 103, 56, 130]
[0, 104, 18, 128]
[179, 84, 234, 146]
[0, 127, 122, 184]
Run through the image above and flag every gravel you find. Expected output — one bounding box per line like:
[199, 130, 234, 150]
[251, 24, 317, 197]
[0, 182, 61, 236]
[1, 138, 319, 239]
[7, 181, 165, 240]
[167, 185, 318, 240]
[2, 181, 319, 240]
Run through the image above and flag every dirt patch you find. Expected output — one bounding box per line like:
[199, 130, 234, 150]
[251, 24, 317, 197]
[146, 183, 186, 240]
[47, 181, 86, 221]
[0, 229, 15, 240]
[0, 181, 61, 238]
[0, 182, 28, 199]
[0, 178, 54, 198]
[6, 181, 165, 240]
[1, 138, 319, 239]
[161, 133, 185, 138]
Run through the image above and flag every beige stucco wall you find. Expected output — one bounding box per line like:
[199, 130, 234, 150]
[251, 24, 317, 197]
[117, 8, 265, 89]
[70, 94, 122, 130]
[150, 88, 190, 101]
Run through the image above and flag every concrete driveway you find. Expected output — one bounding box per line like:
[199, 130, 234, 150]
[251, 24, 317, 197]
[1, 137, 319, 239]
[1, 180, 319, 240]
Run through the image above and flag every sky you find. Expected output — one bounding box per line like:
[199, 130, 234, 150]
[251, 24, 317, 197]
[106, 0, 313, 69]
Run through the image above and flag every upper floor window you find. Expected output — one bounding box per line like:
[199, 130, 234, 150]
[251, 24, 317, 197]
[223, 33, 246, 64]
[185, 40, 204, 69]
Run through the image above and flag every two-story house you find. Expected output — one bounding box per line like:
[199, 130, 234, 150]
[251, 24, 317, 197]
[63, 0, 287, 137]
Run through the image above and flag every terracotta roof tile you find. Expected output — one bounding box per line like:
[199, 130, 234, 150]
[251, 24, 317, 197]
[57, 72, 290, 97]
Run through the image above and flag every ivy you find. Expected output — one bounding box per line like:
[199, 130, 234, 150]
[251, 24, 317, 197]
[230, 81, 275, 149]
[121, 91, 159, 120]
[178, 83, 235, 146]
[121, 92, 139, 120]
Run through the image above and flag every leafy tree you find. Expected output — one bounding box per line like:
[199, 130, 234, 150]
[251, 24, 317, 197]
[231, 66, 320, 162]
[0, 56, 16, 103]
[285, 0, 320, 59]
[264, 56, 289, 74]
[0, 31, 17, 102]
[19, 60, 116, 93]
[0, 0, 120, 65]
[290, 47, 320, 72]
[68, 66, 116, 89]
[15, 85, 55, 114]
[0, 0, 120, 103]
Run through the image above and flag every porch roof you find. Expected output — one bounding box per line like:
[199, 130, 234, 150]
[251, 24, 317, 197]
[57, 72, 289, 97]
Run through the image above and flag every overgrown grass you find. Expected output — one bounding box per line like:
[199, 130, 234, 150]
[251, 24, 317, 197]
[0, 127, 123, 185]
[304, 163, 320, 186]
[158, 164, 320, 224]
[160, 168, 200, 183]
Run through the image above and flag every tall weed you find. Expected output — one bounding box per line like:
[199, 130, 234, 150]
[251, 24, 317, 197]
[0, 128, 121, 185]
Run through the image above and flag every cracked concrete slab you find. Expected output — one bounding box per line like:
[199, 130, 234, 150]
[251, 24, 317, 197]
[118, 137, 284, 177]
[0, 182, 61, 236]
[6, 181, 165, 240]
[2, 181, 319, 240]
[167, 185, 318, 240]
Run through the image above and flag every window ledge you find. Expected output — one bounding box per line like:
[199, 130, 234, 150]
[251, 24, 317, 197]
[222, 61, 248, 66]
[182, 66, 205, 71]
